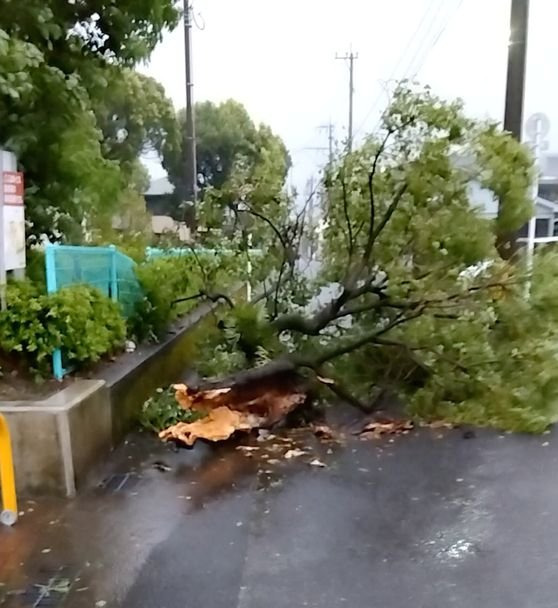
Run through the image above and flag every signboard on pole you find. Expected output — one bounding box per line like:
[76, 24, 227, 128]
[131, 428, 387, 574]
[0, 170, 25, 271]
[2, 172, 24, 207]
[0, 152, 25, 309]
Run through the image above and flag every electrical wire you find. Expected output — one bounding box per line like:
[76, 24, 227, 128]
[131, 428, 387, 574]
[407, 0, 465, 80]
[353, 0, 465, 140]
[352, 0, 443, 139]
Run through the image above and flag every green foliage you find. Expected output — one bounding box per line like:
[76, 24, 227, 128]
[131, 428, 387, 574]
[0, 1, 180, 242]
[128, 252, 243, 342]
[190, 84, 552, 434]
[402, 252, 558, 432]
[94, 69, 180, 177]
[129, 256, 204, 341]
[195, 301, 280, 377]
[0, 282, 125, 374]
[475, 127, 534, 234]
[315, 84, 555, 432]
[25, 248, 46, 288]
[139, 386, 201, 433]
[164, 99, 291, 243]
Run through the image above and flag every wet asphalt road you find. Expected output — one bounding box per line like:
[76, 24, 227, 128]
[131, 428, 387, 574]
[2, 425, 558, 607]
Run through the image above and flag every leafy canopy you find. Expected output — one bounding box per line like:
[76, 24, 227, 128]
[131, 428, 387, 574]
[194, 85, 558, 433]
[164, 99, 291, 239]
[0, 1, 180, 242]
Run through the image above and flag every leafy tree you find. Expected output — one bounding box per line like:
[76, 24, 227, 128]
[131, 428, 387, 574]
[94, 68, 180, 178]
[0, 1, 180, 242]
[191, 85, 557, 432]
[164, 99, 291, 235]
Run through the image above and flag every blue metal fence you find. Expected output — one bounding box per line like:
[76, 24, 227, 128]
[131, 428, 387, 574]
[45, 244, 142, 379]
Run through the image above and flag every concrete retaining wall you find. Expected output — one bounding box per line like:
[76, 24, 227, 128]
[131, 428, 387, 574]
[0, 380, 108, 496]
[0, 301, 217, 496]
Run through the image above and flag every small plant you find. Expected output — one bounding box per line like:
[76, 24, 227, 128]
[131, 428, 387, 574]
[139, 386, 201, 432]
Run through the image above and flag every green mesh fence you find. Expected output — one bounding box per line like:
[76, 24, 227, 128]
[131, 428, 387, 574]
[45, 244, 142, 378]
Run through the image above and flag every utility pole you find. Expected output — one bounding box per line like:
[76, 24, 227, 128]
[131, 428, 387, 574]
[336, 51, 358, 152]
[318, 123, 335, 166]
[498, 0, 530, 258]
[503, 0, 530, 139]
[183, 0, 197, 208]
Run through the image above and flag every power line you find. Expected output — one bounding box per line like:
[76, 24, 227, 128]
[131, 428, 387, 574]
[384, 0, 443, 89]
[406, 0, 465, 79]
[352, 0, 444, 139]
[353, 0, 463, 140]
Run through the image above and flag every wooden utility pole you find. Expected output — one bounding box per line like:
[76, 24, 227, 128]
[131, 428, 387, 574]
[183, 0, 197, 207]
[318, 123, 335, 165]
[336, 51, 358, 153]
[498, 0, 530, 257]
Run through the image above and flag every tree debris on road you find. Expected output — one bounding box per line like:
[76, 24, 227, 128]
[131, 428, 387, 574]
[159, 380, 306, 446]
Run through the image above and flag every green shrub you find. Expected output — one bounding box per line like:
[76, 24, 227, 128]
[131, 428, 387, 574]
[128, 252, 243, 341]
[25, 248, 46, 288]
[138, 386, 201, 432]
[128, 256, 204, 341]
[50, 286, 126, 364]
[0, 281, 125, 375]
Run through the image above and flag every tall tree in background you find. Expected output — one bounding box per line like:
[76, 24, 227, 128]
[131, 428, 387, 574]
[164, 99, 291, 236]
[0, 1, 180, 242]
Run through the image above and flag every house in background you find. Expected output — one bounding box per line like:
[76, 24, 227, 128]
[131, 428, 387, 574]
[470, 180, 558, 239]
[469, 150, 558, 239]
[144, 175, 191, 242]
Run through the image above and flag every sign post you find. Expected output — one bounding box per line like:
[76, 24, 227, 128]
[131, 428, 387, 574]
[0, 151, 25, 310]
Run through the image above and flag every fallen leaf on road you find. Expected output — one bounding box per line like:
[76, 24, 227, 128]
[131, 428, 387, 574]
[423, 420, 454, 429]
[309, 458, 327, 468]
[311, 423, 336, 441]
[284, 448, 307, 459]
[357, 418, 414, 440]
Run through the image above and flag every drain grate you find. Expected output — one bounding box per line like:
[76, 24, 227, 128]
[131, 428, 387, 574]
[99, 472, 141, 493]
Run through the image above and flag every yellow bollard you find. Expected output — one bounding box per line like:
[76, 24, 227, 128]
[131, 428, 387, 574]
[0, 414, 17, 526]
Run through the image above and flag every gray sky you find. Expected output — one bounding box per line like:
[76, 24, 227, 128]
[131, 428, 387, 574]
[142, 0, 558, 190]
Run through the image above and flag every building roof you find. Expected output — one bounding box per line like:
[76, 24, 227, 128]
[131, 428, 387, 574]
[145, 175, 174, 197]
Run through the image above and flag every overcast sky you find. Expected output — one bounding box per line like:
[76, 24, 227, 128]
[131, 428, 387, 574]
[142, 0, 558, 190]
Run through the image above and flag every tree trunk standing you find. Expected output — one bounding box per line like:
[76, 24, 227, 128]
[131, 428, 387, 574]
[497, 0, 530, 259]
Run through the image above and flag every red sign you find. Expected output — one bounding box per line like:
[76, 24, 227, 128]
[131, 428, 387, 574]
[2, 171, 24, 206]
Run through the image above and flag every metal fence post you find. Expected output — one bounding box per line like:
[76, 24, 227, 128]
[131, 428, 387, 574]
[45, 244, 57, 295]
[109, 245, 118, 302]
[45, 245, 64, 380]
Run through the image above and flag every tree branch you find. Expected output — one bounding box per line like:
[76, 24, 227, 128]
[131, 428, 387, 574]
[340, 170, 355, 261]
[363, 129, 392, 262]
[370, 182, 408, 244]
[312, 310, 423, 366]
[172, 291, 234, 309]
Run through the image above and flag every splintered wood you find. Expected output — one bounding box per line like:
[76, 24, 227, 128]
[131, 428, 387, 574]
[159, 375, 306, 446]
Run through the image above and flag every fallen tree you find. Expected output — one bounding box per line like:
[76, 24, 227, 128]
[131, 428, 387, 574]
[159, 85, 558, 442]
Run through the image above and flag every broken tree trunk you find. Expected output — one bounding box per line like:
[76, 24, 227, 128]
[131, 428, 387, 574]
[159, 370, 307, 446]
